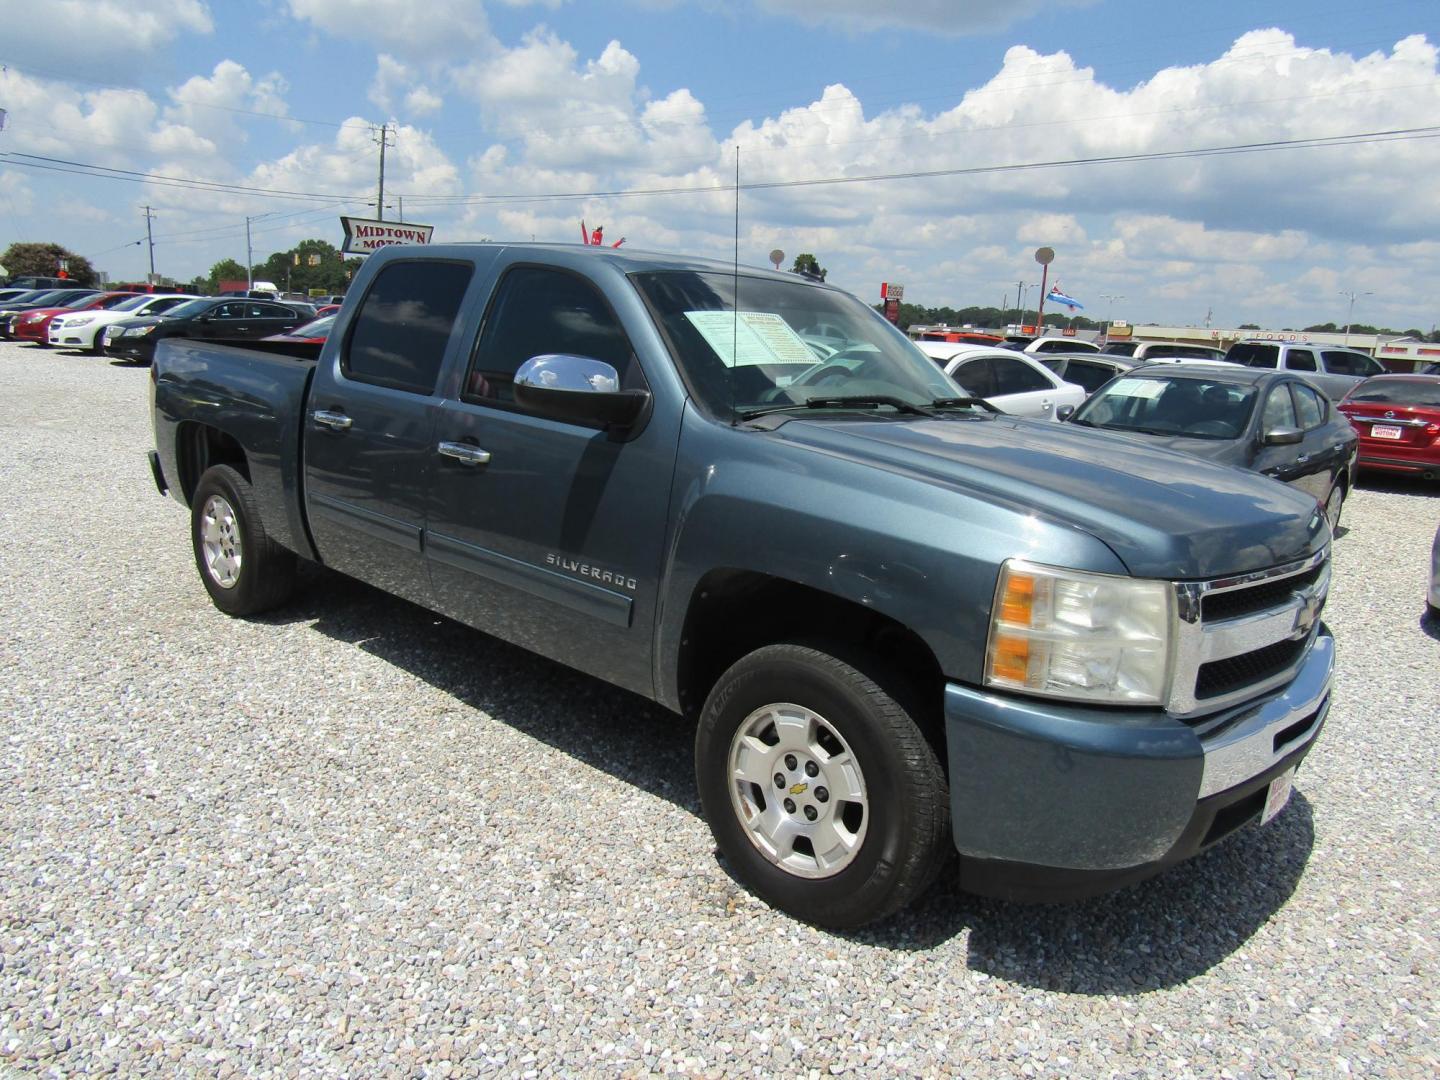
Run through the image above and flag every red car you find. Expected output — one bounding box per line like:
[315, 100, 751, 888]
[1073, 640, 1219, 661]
[1337, 374, 1440, 479]
[262, 313, 335, 345]
[11, 291, 141, 345]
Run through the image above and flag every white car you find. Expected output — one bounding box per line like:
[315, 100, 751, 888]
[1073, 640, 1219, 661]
[915, 343, 1086, 420]
[1023, 337, 1100, 355]
[49, 293, 198, 353]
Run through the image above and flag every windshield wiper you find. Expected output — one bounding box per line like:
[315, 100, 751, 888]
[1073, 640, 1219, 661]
[737, 396, 935, 421]
[931, 395, 1000, 415]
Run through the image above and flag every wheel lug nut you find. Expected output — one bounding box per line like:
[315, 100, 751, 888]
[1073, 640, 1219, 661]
[783, 798, 796, 814]
[774, 773, 786, 789]
[815, 787, 829, 803]
[804, 805, 817, 821]
[784, 754, 798, 771]
[804, 761, 819, 777]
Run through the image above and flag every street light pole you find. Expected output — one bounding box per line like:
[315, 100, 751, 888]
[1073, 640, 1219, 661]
[1340, 289, 1373, 346]
[1100, 293, 1125, 336]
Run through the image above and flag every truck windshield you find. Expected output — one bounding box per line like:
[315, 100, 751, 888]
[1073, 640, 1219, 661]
[631, 270, 960, 419]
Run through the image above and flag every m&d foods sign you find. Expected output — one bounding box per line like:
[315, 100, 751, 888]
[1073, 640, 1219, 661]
[340, 216, 435, 255]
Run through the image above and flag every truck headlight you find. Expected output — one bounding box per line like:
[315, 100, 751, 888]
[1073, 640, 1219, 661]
[985, 560, 1173, 705]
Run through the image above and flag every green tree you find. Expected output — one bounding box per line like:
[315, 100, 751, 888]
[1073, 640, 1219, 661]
[1, 242, 98, 287]
[256, 239, 357, 294]
[1238, 323, 1261, 330]
[208, 258, 247, 290]
[790, 253, 827, 281]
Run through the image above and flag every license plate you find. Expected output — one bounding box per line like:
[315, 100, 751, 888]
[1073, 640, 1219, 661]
[1261, 767, 1295, 825]
[1370, 424, 1403, 440]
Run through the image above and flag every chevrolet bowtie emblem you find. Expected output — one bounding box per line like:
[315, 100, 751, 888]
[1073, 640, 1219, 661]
[789, 782, 808, 796]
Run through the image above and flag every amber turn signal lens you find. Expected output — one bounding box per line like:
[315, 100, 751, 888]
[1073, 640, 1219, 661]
[990, 634, 1030, 683]
[999, 572, 1036, 626]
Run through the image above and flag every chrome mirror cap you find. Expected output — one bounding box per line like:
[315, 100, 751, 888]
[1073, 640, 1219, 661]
[515, 354, 620, 395]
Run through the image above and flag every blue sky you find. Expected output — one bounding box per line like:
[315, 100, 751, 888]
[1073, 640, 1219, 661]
[1, 0, 1437, 331]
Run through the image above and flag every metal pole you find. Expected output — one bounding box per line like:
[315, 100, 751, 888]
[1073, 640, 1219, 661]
[375, 123, 390, 222]
[245, 216, 254, 289]
[397, 194, 403, 222]
[142, 205, 156, 281]
[1036, 264, 1049, 333]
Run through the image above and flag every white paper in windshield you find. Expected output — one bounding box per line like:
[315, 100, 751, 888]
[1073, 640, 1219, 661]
[1106, 377, 1165, 400]
[684, 310, 815, 367]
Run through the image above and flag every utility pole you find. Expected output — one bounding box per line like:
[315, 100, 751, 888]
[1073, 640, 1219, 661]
[1340, 289, 1373, 345]
[397, 194, 403, 222]
[1013, 279, 1026, 330]
[373, 123, 395, 222]
[245, 215, 255, 289]
[141, 205, 157, 282]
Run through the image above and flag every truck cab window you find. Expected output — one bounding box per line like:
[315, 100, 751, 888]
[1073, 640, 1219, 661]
[465, 266, 642, 409]
[343, 260, 474, 395]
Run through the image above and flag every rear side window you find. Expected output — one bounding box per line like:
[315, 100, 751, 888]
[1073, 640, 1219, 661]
[344, 260, 474, 395]
[1285, 349, 1317, 372]
[1322, 350, 1382, 377]
[1102, 342, 1137, 356]
[1229, 343, 1278, 368]
[991, 356, 1053, 394]
[465, 266, 641, 408]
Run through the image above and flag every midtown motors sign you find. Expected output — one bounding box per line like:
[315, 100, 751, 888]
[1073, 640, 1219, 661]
[340, 217, 435, 255]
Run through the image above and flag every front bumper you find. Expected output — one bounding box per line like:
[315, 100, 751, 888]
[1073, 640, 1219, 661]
[104, 334, 158, 363]
[944, 626, 1332, 900]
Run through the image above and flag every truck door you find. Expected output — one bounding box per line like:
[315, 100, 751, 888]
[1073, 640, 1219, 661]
[302, 258, 477, 606]
[424, 263, 675, 697]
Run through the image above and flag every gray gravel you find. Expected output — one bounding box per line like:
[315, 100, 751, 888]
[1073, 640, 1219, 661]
[1, 339, 1437, 1078]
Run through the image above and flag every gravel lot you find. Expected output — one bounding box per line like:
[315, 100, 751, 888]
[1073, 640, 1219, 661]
[1, 339, 1437, 1078]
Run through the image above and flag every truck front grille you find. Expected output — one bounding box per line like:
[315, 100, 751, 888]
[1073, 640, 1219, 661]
[1168, 548, 1329, 718]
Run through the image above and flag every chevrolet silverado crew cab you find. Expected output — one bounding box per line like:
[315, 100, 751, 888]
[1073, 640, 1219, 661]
[149, 244, 1334, 928]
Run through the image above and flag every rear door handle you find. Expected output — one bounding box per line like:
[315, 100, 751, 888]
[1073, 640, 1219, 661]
[437, 441, 492, 466]
[312, 410, 352, 430]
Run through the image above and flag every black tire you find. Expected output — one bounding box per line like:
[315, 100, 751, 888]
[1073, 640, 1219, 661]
[695, 643, 949, 929]
[190, 464, 296, 616]
[1324, 482, 1345, 532]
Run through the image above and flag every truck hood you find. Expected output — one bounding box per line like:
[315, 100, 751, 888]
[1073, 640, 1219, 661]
[772, 414, 1327, 579]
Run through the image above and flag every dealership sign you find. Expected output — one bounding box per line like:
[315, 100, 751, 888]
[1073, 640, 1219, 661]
[340, 217, 435, 255]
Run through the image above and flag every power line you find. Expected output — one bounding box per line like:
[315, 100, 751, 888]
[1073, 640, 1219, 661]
[5, 124, 1437, 214]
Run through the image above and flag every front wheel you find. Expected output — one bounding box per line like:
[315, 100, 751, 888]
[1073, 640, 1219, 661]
[190, 465, 296, 616]
[695, 643, 950, 929]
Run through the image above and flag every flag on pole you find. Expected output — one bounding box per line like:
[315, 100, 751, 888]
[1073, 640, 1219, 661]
[1047, 285, 1084, 311]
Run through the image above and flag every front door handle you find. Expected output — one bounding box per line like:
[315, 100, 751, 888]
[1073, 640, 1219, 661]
[438, 441, 492, 466]
[312, 410, 352, 430]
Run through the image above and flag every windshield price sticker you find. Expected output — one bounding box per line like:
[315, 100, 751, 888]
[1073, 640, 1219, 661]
[1107, 377, 1165, 400]
[685, 311, 815, 367]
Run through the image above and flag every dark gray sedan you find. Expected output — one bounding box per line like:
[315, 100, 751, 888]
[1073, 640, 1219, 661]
[1067, 364, 1358, 528]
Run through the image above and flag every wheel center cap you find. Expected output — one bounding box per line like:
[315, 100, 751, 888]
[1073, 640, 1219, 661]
[789, 782, 808, 796]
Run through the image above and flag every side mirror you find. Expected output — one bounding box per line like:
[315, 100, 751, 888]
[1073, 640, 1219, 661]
[1055, 404, 1076, 422]
[513, 354, 649, 429]
[1262, 426, 1303, 446]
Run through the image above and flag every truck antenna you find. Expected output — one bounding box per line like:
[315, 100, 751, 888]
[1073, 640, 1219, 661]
[731, 144, 740, 426]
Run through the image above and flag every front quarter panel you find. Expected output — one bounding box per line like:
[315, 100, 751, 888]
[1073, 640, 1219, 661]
[654, 406, 1127, 707]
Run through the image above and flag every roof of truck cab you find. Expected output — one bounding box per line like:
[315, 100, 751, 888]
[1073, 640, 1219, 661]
[386, 242, 836, 285]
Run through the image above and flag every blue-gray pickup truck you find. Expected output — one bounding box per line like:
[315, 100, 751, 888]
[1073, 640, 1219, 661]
[149, 244, 1334, 928]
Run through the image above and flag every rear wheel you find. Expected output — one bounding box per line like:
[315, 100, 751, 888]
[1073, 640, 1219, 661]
[190, 465, 296, 616]
[695, 643, 949, 929]
[1324, 483, 1345, 532]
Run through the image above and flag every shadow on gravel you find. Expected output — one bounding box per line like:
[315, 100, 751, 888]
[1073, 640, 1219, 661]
[848, 793, 1315, 993]
[261, 562, 1316, 989]
[257, 562, 700, 814]
[1354, 473, 1440, 498]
